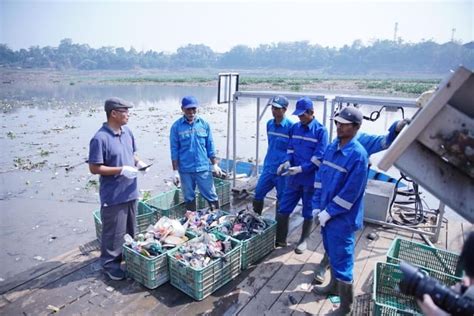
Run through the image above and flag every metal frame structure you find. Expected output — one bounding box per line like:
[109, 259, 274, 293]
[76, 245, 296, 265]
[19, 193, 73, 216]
[221, 85, 450, 242]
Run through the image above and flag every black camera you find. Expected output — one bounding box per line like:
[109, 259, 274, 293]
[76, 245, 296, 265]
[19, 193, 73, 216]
[399, 261, 474, 316]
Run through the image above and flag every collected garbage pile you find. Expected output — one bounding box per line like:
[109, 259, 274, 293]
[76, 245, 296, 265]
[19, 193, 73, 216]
[123, 216, 189, 258]
[182, 207, 229, 236]
[171, 232, 234, 268]
[216, 209, 270, 240]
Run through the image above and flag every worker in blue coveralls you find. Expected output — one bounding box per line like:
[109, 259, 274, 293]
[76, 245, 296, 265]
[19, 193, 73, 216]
[313, 112, 410, 285]
[170, 96, 223, 211]
[311, 106, 369, 315]
[252, 95, 294, 216]
[275, 97, 329, 254]
[89, 97, 151, 281]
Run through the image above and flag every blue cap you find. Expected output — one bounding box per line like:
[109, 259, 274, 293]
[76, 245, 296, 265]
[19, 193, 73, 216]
[334, 107, 363, 124]
[268, 95, 289, 108]
[181, 96, 199, 109]
[292, 97, 313, 116]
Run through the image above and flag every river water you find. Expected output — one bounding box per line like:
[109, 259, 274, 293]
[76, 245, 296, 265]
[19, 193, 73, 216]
[0, 81, 461, 282]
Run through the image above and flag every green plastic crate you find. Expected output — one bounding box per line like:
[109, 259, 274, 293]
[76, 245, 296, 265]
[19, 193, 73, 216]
[239, 218, 276, 270]
[144, 188, 187, 219]
[93, 201, 157, 244]
[373, 262, 461, 316]
[167, 232, 241, 300]
[122, 245, 169, 289]
[197, 178, 231, 209]
[387, 238, 462, 277]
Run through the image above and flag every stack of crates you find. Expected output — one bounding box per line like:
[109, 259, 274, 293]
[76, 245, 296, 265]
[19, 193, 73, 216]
[93, 201, 156, 244]
[144, 188, 187, 219]
[239, 218, 276, 270]
[373, 238, 462, 315]
[197, 177, 231, 209]
[167, 232, 241, 300]
[122, 244, 170, 289]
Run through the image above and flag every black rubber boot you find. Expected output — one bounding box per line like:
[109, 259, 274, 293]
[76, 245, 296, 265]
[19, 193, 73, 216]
[209, 200, 220, 210]
[275, 201, 280, 220]
[185, 199, 196, 212]
[253, 199, 264, 215]
[295, 219, 312, 254]
[313, 252, 330, 284]
[334, 280, 353, 315]
[312, 268, 338, 296]
[275, 213, 289, 247]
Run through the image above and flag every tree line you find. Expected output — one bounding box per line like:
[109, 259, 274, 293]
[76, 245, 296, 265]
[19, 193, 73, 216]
[1, 38, 473, 75]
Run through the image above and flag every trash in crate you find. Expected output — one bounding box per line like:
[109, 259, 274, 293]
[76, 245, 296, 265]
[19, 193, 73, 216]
[216, 209, 269, 240]
[123, 216, 189, 258]
[181, 207, 228, 235]
[172, 232, 234, 269]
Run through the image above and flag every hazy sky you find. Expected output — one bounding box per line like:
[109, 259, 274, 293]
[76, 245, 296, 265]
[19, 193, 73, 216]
[1, 0, 472, 53]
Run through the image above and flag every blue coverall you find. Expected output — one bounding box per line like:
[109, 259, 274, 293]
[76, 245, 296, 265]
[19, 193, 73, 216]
[356, 121, 399, 155]
[254, 117, 294, 202]
[279, 118, 328, 219]
[313, 138, 369, 282]
[170, 116, 218, 203]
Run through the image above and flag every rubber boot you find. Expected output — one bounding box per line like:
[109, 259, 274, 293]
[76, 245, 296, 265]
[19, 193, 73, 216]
[334, 280, 354, 315]
[312, 268, 338, 296]
[253, 199, 264, 215]
[313, 252, 330, 284]
[275, 213, 289, 247]
[275, 201, 280, 220]
[209, 200, 220, 211]
[185, 199, 196, 212]
[295, 219, 312, 254]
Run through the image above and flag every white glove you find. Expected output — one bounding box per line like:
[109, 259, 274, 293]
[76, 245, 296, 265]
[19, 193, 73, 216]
[212, 163, 222, 177]
[277, 161, 291, 175]
[173, 170, 180, 187]
[317, 210, 331, 227]
[395, 118, 410, 133]
[136, 160, 150, 173]
[283, 166, 302, 176]
[312, 209, 321, 217]
[120, 166, 138, 179]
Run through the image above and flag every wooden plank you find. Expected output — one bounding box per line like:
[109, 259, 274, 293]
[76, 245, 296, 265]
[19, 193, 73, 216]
[237, 225, 320, 315]
[446, 220, 464, 254]
[0, 239, 99, 295]
[267, 230, 324, 315]
[1, 241, 100, 308]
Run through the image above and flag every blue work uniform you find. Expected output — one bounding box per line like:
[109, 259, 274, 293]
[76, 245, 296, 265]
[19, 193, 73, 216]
[254, 117, 293, 202]
[313, 137, 369, 282]
[170, 116, 218, 203]
[89, 123, 139, 273]
[279, 118, 328, 219]
[357, 121, 399, 156]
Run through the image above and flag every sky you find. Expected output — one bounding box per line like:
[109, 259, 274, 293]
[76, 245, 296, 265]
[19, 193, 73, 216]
[0, 0, 473, 53]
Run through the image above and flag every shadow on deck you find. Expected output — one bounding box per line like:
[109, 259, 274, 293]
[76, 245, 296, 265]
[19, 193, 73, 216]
[1, 197, 470, 316]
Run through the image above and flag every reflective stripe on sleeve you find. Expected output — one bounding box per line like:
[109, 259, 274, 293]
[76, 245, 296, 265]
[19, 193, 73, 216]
[333, 195, 353, 210]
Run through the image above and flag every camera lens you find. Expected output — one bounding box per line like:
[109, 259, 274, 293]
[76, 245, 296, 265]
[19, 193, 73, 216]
[399, 261, 474, 316]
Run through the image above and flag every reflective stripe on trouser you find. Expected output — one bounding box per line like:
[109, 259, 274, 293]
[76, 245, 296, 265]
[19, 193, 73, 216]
[254, 170, 287, 202]
[100, 199, 137, 271]
[278, 183, 315, 219]
[180, 170, 218, 203]
[321, 221, 355, 282]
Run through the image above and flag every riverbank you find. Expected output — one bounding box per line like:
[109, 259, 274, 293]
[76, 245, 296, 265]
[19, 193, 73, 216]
[0, 68, 440, 98]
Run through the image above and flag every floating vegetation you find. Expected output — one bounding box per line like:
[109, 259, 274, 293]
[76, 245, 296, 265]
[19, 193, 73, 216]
[13, 157, 47, 170]
[7, 131, 16, 139]
[85, 179, 99, 191]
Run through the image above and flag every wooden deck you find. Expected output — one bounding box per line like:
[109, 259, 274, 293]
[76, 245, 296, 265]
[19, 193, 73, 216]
[1, 198, 471, 316]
